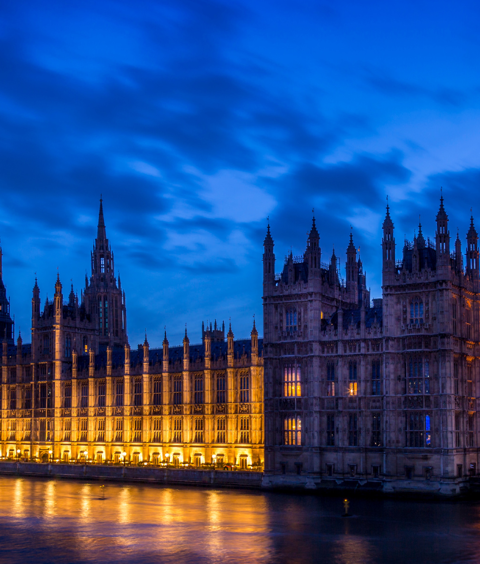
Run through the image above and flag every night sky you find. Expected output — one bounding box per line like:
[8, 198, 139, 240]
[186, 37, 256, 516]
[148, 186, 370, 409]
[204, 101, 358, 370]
[1, 0, 480, 348]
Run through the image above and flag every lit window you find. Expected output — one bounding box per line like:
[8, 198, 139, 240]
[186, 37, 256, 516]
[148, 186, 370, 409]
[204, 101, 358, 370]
[284, 365, 301, 397]
[284, 416, 301, 446]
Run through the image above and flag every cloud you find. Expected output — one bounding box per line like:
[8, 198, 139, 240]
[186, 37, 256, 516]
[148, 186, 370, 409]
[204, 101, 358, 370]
[364, 69, 466, 108]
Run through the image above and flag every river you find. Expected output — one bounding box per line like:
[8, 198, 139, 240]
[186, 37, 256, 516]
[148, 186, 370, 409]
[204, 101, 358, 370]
[0, 475, 478, 563]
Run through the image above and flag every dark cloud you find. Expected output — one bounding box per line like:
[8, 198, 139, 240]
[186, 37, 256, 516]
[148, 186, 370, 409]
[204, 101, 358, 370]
[0, 0, 479, 345]
[364, 70, 466, 108]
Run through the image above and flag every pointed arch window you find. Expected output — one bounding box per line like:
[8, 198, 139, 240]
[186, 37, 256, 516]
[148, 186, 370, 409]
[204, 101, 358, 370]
[407, 357, 430, 394]
[284, 416, 301, 446]
[348, 361, 357, 396]
[284, 365, 301, 397]
[286, 309, 297, 333]
[100, 257, 105, 273]
[64, 334, 71, 358]
[409, 297, 424, 325]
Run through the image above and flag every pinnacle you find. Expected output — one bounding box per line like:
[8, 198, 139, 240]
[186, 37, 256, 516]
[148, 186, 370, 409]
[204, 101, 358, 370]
[264, 222, 274, 246]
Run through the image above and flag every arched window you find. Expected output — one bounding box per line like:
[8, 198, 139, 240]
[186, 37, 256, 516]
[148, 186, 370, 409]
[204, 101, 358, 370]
[348, 361, 357, 396]
[194, 374, 204, 405]
[286, 308, 297, 333]
[409, 297, 424, 325]
[43, 335, 50, 355]
[83, 336, 88, 355]
[407, 413, 432, 447]
[98, 297, 103, 330]
[326, 362, 335, 396]
[64, 334, 71, 358]
[284, 416, 301, 446]
[240, 373, 250, 403]
[284, 365, 301, 397]
[100, 256, 105, 273]
[407, 357, 430, 394]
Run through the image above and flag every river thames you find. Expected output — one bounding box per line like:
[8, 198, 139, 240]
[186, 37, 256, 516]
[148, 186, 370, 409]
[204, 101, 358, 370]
[0, 475, 478, 563]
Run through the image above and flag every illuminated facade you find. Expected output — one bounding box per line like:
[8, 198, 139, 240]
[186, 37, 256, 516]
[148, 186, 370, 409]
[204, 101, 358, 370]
[0, 202, 263, 468]
[263, 198, 480, 493]
[2, 195, 480, 493]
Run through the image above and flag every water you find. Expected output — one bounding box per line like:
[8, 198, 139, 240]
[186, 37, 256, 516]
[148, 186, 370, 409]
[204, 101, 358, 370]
[0, 476, 478, 564]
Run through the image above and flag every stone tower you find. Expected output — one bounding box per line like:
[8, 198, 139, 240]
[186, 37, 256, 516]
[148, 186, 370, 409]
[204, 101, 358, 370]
[0, 247, 14, 343]
[84, 199, 127, 350]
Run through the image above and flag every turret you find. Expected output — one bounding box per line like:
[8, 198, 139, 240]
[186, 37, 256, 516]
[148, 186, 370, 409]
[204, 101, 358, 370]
[263, 223, 275, 287]
[329, 248, 338, 286]
[89, 348, 95, 378]
[436, 192, 450, 267]
[124, 343, 130, 376]
[143, 332, 149, 373]
[32, 278, 40, 327]
[72, 348, 78, 379]
[16, 332, 22, 367]
[455, 231, 463, 274]
[204, 328, 211, 369]
[305, 215, 321, 279]
[227, 322, 234, 366]
[107, 346, 112, 376]
[183, 326, 189, 371]
[251, 317, 258, 364]
[54, 273, 63, 322]
[346, 231, 358, 302]
[382, 202, 395, 284]
[466, 215, 479, 279]
[162, 329, 169, 373]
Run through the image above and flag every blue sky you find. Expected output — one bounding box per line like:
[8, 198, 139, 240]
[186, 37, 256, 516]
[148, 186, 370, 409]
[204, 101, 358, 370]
[1, 0, 480, 347]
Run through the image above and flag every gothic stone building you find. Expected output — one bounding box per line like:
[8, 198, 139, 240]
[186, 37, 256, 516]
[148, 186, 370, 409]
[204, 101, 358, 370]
[1, 196, 480, 494]
[0, 202, 263, 469]
[263, 197, 480, 494]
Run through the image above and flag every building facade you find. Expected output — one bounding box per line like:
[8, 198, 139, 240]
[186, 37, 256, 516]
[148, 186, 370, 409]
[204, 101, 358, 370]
[263, 198, 480, 493]
[0, 202, 263, 468]
[1, 196, 480, 493]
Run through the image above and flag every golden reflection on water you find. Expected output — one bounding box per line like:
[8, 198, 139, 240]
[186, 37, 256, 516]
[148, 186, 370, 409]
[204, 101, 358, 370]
[2, 475, 475, 564]
[12, 477, 24, 519]
[45, 480, 56, 518]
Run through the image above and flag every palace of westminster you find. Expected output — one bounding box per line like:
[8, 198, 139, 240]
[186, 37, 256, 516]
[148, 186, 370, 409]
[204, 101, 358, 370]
[0, 196, 479, 492]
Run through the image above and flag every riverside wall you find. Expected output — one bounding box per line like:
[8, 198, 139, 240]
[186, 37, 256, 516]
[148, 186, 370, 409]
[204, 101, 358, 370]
[0, 462, 474, 497]
[0, 461, 263, 489]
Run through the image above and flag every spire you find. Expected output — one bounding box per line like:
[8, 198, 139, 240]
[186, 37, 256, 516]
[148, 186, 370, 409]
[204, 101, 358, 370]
[436, 189, 448, 221]
[251, 314, 258, 336]
[227, 320, 234, 338]
[55, 272, 62, 295]
[163, 327, 168, 346]
[417, 219, 425, 248]
[347, 229, 355, 252]
[264, 221, 274, 247]
[69, 283, 75, 304]
[309, 213, 319, 240]
[383, 198, 394, 229]
[468, 214, 478, 239]
[97, 196, 106, 240]
[144, 329, 149, 347]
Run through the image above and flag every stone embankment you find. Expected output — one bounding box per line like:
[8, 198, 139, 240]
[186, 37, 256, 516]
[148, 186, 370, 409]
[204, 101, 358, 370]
[0, 461, 263, 488]
[0, 462, 472, 497]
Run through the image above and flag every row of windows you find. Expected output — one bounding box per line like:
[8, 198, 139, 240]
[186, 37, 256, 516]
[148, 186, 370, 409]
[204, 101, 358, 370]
[2, 416, 251, 444]
[1, 374, 251, 410]
[283, 358, 436, 398]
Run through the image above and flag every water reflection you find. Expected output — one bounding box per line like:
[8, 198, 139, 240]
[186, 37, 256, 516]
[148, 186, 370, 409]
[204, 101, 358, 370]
[0, 476, 479, 563]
